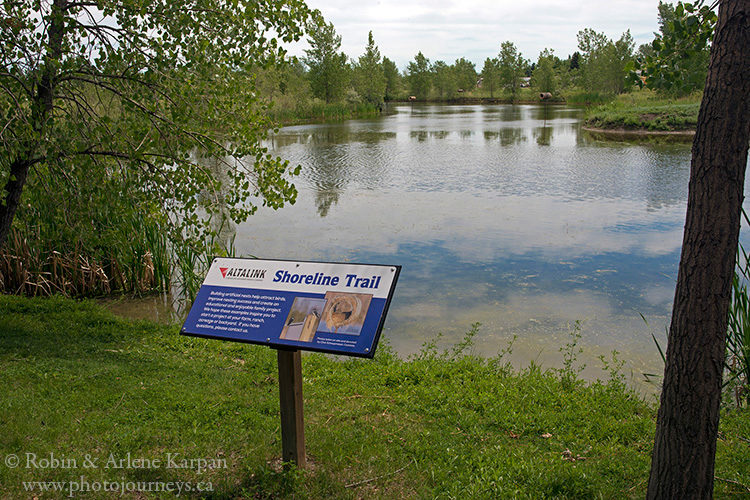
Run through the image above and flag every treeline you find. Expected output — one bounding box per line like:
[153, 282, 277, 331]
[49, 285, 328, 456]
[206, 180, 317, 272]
[256, 1, 713, 121]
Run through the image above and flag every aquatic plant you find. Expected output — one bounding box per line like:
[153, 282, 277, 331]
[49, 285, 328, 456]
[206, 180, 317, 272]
[726, 215, 750, 407]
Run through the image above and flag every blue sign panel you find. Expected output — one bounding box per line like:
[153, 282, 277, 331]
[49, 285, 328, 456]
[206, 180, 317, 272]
[181, 258, 400, 357]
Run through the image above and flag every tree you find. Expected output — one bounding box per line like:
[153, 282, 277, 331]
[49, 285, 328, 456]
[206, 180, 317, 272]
[569, 51, 581, 70]
[353, 31, 386, 106]
[647, 1, 750, 497]
[632, 1, 716, 96]
[0, 0, 311, 250]
[498, 41, 526, 100]
[407, 52, 432, 100]
[382, 57, 401, 101]
[481, 57, 501, 98]
[255, 57, 311, 103]
[431, 60, 454, 99]
[451, 57, 477, 92]
[531, 49, 558, 94]
[577, 28, 635, 94]
[304, 15, 349, 104]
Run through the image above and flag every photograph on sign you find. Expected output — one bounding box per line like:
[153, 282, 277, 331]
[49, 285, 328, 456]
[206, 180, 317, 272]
[180, 258, 400, 357]
[319, 292, 372, 335]
[280, 297, 326, 342]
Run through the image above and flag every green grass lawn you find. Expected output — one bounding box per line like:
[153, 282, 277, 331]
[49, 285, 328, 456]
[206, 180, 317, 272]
[0, 295, 747, 498]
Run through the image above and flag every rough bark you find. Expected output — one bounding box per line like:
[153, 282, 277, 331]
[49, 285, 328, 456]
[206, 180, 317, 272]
[0, 0, 66, 249]
[0, 159, 34, 248]
[647, 1, 750, 498]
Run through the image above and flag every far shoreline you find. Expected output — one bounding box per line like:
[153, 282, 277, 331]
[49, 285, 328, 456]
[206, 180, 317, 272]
[581, 125, 695, 139]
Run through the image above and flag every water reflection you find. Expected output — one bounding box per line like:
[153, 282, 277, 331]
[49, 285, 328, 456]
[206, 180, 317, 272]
[490, 105, 525, 122]
[411, 131, 428, 142]
[254, 104, 733, 390]
[306, 144, 347, 216]
[533, 126, 553, 146]
[114, 104, 749, 393]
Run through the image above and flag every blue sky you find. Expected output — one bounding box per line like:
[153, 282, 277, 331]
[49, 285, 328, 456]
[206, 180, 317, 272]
[285, 0, 665, 69]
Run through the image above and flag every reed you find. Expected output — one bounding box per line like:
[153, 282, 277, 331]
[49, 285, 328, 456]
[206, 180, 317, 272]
[726, 215, 750, 407]
[0, 149, 183, 298]
[269, 100, 382, 125]
[172, 218, 238, 305]
[0, 179, 172, 298]
[564, 91, 612, 105]
[0, 224, 170, 298]
[642, 228, 750, 407]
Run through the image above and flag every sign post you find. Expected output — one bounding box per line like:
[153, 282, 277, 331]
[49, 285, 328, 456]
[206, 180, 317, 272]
[277, 348, 305, 467]
[181, 258, 400, 467]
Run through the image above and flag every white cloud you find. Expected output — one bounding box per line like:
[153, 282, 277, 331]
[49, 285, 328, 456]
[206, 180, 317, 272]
[234, 190, 684, 264]
[287, 0, 663, 68]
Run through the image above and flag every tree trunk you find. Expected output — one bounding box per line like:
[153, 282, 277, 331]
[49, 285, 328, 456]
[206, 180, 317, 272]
[0, 0, 67, 249]
[647, 1, 750, 498]
[0, 160, 33, 248]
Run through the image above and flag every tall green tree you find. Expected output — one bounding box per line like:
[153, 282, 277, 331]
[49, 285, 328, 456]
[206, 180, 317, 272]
[431, 61, 454, 99]
[531, 49, 558, 94]
[353, 31, 386, 106]
[451, 57, 478, 92]
[256, 57, 311, 103]
[498, 41, 527, 100]
[569, 51, 581, 70]
[407, 52, 432, 100]
[632, 1, 716, 96]
[480, 58, 501, 98]
[0, 0, 311, 249]
[304, 15, 349, 104]
[382, 57, 401, 101]
[577, 28, 635, 95]
[647, 1, 749, 496]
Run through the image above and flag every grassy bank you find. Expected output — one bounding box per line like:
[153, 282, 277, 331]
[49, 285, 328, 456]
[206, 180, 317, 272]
[399, 87, 562, 104]
[0, 296, 748, 498]
[270, 101, 383, 126]
[583, 90, 701, 132]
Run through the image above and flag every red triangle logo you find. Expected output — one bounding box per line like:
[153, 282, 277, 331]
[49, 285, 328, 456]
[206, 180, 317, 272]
[220, 267, 228, 278]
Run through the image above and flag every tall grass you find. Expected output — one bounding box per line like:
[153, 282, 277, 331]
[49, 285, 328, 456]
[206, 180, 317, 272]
[0, 157, 175, 298]
[642, 226, 750, 408]
[0, 220, 171, 298]
[0, 203, 244, 303]
[726, 213, 750, 407]
[173, 220, 238, 306]
[268, 100, 382, 125]
[564, 91, 612, 105]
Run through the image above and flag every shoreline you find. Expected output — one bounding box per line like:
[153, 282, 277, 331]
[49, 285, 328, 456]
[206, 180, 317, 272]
[388, 97, 566, 105]
[581, 125, 695, 139]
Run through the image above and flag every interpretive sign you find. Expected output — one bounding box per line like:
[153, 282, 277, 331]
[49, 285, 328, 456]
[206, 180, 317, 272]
[181, 258, 400, 358]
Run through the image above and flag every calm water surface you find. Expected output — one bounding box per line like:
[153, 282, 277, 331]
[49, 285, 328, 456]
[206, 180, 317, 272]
[109, 103, 749, 390]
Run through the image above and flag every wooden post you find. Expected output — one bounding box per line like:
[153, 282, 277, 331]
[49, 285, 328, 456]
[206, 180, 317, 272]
[277, 348, 306, 468]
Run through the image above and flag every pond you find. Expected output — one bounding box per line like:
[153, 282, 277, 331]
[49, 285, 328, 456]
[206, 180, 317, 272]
[106, 103, 748, 392]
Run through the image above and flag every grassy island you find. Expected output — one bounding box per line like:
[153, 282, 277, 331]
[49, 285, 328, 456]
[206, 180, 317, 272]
[583, 90, 701, 135]
[1, 295, 747, 498]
